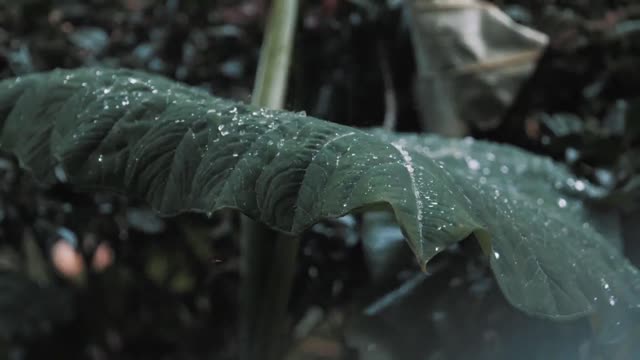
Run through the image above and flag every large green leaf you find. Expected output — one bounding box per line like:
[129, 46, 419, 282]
[0, 68, 639, 320]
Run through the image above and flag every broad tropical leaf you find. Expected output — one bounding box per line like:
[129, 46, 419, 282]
[0, 68, 639, 320]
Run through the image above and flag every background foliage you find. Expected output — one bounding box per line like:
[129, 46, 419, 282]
[0, 0, 639, 359]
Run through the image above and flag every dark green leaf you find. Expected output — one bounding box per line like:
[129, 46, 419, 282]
[1, 68, 639, 320]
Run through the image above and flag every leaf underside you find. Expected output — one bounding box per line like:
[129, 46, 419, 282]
[0, 68, 639, 320]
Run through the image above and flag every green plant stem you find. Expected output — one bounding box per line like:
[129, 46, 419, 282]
[240, 229, 299, 360]
[240, 0, 299, 359]
[250, 0, 299, 109]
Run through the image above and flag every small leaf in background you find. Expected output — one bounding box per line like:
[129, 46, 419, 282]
[406, 0, 548, 135]
[541, 113, 585, 138]
[5, 45, 34, 75]
[361, 211, 414, 285]
[68, 27, 110, 56]
[126, 207, 166, 234]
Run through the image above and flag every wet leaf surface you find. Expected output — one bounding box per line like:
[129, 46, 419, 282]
[0, 68, 639, 322]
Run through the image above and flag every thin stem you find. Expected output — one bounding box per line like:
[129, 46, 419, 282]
[251, 0, 299, 109]
[240, 228, 299, 360]
[239, 0, 300, 359]
[378, 41, 397, 132]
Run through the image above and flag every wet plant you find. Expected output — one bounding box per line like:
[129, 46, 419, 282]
[0, 65, 639, 354]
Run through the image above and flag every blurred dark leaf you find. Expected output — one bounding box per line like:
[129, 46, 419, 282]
[0, 271, 73, 339]
[626, 98, 640, 140]
[541, 113, 585, 138]
[360, 211, 413, 286]
[126, 207, 166, 234]
[5, 46, 34, 75]
[345, 265, 595, 360]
